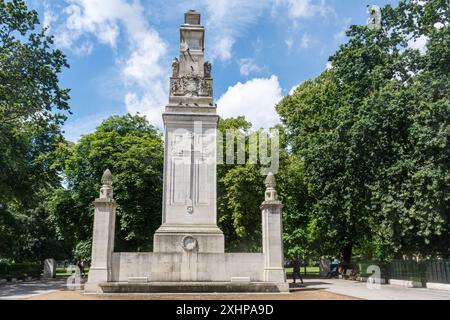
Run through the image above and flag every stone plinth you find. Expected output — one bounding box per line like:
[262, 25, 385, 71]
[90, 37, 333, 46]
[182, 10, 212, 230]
[261, 173, 286, 283]
[319, 257, 331, 277]
[85, 170, 117, 293]
[98, 282, 289, 294]
[43, 258, 56, 278]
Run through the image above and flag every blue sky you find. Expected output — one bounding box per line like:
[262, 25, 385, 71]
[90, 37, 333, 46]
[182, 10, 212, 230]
[27, 0, 399, 141]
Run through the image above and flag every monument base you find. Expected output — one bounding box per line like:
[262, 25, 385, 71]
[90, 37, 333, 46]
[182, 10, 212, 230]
[93, 281, 289, 294]
[153, 224, 225, 253]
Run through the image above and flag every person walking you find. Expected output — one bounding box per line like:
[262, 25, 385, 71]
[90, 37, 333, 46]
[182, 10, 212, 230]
[292, 258, 304, 284]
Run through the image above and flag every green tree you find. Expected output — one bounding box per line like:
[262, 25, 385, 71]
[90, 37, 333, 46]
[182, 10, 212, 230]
[217, 117, 264, 251]
[48, 114, 164, 259]
[0, 0, 70, 261]
[277, 0, 450, 262]
[217, 117, 313, 257]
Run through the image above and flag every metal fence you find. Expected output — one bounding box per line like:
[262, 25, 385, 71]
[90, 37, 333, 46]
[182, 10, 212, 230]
[387, 260, 422, 282]
[423, 260, 450, 284]
[357, 259, 450, 284]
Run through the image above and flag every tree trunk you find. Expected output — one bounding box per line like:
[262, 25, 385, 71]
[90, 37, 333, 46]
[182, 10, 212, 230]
[340, 243, 353, 274]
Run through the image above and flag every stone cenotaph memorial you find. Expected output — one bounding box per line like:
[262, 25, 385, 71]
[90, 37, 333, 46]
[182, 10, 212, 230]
[85, 10, 287, 294]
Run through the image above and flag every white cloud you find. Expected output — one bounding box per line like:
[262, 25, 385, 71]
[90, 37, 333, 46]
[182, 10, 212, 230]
[212, 36, 235, 62]
[217, 75, 282, 129]
[125, 93, 165, 129]
[72, 41, 94, 56]
[276, 0, 330, 19]
[190, 0, 334, 63]
[239, 58, 261, 76]
[63, 113, 111, 142]
[326, 61, 333, 70]
[199, 0, 270, 62]
[300, 33, 311, 48]
[334, 17, 352, 42]
[45, 0, 169, 128]
[289, 84, 299, 95]
[408, 34, 428, 55]
[285, 37, 294, 50]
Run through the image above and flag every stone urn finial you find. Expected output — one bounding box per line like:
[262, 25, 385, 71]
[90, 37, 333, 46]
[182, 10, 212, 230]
[264, 172, 278, 201]
[101, 169, 113, 186]
[265, 172, 276, 189]
[100, 169, 113, 199]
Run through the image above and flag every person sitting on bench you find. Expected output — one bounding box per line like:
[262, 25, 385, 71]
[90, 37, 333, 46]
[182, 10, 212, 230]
[325, 265, 339, 279]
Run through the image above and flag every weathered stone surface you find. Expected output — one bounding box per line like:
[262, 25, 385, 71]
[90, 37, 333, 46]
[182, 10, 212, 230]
[319, 257, 331, 277]
[261, 173, 286, 283]
[85, 170, 117, 293]
[43, 258, 56, 278]
[109, 252, 264, 283]
[154, 12, 223, 254]
[85, 11, 287, 294]
[98, 281, 289, 294]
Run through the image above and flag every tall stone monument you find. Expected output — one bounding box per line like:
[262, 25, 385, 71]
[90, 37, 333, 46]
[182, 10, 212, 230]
[85, 10, 287, 294]
[153, 9, 224, 257]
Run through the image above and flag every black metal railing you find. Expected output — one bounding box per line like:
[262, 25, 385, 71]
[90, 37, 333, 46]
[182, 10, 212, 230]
[353, 259, 450, 285]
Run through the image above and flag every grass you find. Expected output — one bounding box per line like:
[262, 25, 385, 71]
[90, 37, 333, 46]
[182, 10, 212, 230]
[285, 266, 320, 274]
[56, 267, 89, 278]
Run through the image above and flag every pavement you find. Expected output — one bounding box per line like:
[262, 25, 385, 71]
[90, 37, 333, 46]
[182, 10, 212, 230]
[0, 279, 68, 300]
[0, 277, 449, 300]
[302, 278, 450, 300]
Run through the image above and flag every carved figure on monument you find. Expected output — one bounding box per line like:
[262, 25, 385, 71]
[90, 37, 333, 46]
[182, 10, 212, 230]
[172, 57, 179, 77]
[204, 61, 211, 78]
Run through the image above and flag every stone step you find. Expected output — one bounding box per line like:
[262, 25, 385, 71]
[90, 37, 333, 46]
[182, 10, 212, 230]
[97, 282, 289, 294]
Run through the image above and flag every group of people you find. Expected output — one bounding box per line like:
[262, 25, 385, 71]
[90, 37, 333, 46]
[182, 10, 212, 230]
[291, 255, 349, 282]
[325, 255, 349, 279]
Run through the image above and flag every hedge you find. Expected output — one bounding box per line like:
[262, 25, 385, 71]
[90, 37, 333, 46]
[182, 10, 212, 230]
[0, 262, 42, 281]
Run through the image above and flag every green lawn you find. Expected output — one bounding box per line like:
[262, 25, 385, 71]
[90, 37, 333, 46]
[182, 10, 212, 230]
[285, 266, 320, 274]
[56, 267, 90, 278]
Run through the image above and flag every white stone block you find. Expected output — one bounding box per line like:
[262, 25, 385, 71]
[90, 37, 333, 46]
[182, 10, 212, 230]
[426, 282, 450, 291]
[389, 279, 422, 288]
[359, 276, 386, 284]
[230, 277, 251, 283]
[128, 277, 149, 283]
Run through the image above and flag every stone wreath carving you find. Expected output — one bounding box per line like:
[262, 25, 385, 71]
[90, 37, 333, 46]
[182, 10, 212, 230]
[181, 235, 198, 252]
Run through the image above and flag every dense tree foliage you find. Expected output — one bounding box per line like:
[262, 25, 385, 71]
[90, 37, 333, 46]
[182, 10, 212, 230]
[277, 0, 450, 262]
[217, 117, 264, 252]
[217, 118, 311, 257]
[0, 0, 70, 261]
[1, 0, 448, 266]
[48, 114, 164, 259]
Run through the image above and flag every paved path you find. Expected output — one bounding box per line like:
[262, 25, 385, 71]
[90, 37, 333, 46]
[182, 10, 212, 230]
[302, 278, 450, 300]
[0, 279, 67, 300]
[1, 277, 449, 300]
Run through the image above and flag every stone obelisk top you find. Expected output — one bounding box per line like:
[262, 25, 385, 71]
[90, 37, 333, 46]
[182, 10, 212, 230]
[167, 10, 214, 111]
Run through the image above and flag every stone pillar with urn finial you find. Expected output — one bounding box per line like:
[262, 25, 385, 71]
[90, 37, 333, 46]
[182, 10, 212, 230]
[261, 172, 286, 283]
[85, 169, 117, 293]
